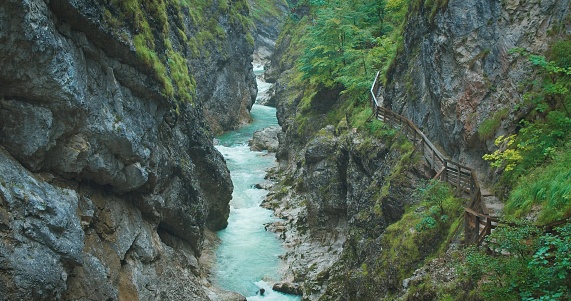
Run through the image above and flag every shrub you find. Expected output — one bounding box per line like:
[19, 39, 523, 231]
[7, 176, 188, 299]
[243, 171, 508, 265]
[465, 223, 571, 300]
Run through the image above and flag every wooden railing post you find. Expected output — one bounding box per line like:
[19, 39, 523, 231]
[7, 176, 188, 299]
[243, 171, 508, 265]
[444, 161, 448, 183]
[475, 215, 481, 245]
[431, 148, 435, 170]
[457, 165, 461, 192]
[464, 210, 470, 244]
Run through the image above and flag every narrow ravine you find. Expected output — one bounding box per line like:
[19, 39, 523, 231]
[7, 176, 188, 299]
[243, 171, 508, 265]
[214, 103, 300, 301]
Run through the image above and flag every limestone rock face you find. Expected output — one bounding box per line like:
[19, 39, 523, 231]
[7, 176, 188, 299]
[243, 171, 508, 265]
[262, 125, 423, 300]
[384, 0, 571, 169]
[247, 0, 289, 65]
[0, 150, 83, 300]
[0, 0, 251, 299]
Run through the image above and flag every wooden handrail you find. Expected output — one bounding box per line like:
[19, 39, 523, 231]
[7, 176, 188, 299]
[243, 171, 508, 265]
[369, 72, 571, 245]
[369, 71, 495, 245]
[374, 99, 476, 197]
[370, 70, 381, 110]
[464, 207, 498, 221]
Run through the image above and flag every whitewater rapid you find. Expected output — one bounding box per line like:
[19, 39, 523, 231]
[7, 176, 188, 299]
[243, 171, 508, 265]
[214, 104, 300, 301]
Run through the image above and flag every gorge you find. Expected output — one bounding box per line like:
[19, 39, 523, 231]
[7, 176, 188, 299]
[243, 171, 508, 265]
[1, 0, 570, 300]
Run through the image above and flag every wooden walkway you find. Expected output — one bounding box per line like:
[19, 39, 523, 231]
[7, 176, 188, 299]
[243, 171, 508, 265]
[369, 71, 498, 245]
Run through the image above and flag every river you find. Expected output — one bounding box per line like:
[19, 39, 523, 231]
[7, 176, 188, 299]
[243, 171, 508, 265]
[214, 104, 300, 301]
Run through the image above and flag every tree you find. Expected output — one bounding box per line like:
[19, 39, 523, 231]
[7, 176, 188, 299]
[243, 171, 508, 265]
[298, 0, 403, 99]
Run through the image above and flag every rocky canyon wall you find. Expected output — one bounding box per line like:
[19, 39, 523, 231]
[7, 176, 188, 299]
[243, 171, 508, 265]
[266, 0, 570, 299]
[247, 0, 289, 66]
[0, 0, 254, 299]
[384, 0, 570, 174]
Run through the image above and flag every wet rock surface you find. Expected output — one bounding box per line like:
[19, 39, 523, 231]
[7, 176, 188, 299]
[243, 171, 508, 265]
[0, 0, 253, 299]
[273, 281, 302, 295]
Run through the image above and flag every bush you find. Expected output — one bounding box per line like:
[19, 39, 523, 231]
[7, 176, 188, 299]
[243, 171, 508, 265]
[505, 144, 571, 223]
[465, 223, 571, 300]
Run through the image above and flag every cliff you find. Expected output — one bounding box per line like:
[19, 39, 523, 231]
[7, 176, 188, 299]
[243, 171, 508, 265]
[0, 0, 253, 299]
[385, 0, 570, 175]
[248, 0, 289, 66]
[265, 0, 570, 300]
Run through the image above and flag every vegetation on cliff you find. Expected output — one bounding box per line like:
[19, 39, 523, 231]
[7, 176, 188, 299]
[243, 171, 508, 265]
[103, 0, 253, 105]
[461, 38, 571, 301]
[297, 0, 406, 97]
[483, 42, 571, 221]
[248, 0, 288, 21]
[270, 0, 473, 299]
[274, 0, 408, 147]
[270, 0, 571, 299]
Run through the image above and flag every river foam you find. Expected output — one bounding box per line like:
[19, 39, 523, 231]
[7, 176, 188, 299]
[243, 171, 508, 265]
[214, 105, 300, 301]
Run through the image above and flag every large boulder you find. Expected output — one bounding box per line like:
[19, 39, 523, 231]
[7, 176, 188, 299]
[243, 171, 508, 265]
[249, 126, 281, 152]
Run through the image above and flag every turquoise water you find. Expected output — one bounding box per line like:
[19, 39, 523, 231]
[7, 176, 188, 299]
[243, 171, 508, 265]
[214, 104, 300, 301]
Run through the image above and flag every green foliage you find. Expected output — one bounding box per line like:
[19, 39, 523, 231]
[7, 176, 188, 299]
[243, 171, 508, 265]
[350, 107, 374, 128]
[376, 185, 462, 288]
[272, 0, 410, 142]
[363, 119, 399, 138]
[465, 223, 571, 300]
[108, 0, 190, 101]
[550, 39, 571, 68]
[484, 46, 571, 183]
[511, 47, 571, 119]
[297, 0, 408, 99]
[483, 135, 522, 172]
[104, 0, 253, 105]
[167, 50, 196, 103]
[505, 145, 571, 223]
[478, 107, 509, 139]
[415, 180, 454, 231]
[248, 0, 288, 20]
[416, 215, 437, 231]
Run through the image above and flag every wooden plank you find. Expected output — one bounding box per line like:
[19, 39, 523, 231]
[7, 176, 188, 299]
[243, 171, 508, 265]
[464, 207, 498, 221]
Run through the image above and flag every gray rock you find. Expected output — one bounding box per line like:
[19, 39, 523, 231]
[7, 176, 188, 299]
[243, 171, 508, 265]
[0, 149, 84, 299]
[249, 126, 282, 152]
[0, 100, 57, 171]
[248, 0, 289, 66]
[273, 282, 302, 295]
[254, 180, 275, 190]
[0, 0, 250, 298]
[384, 0, 571, 177]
